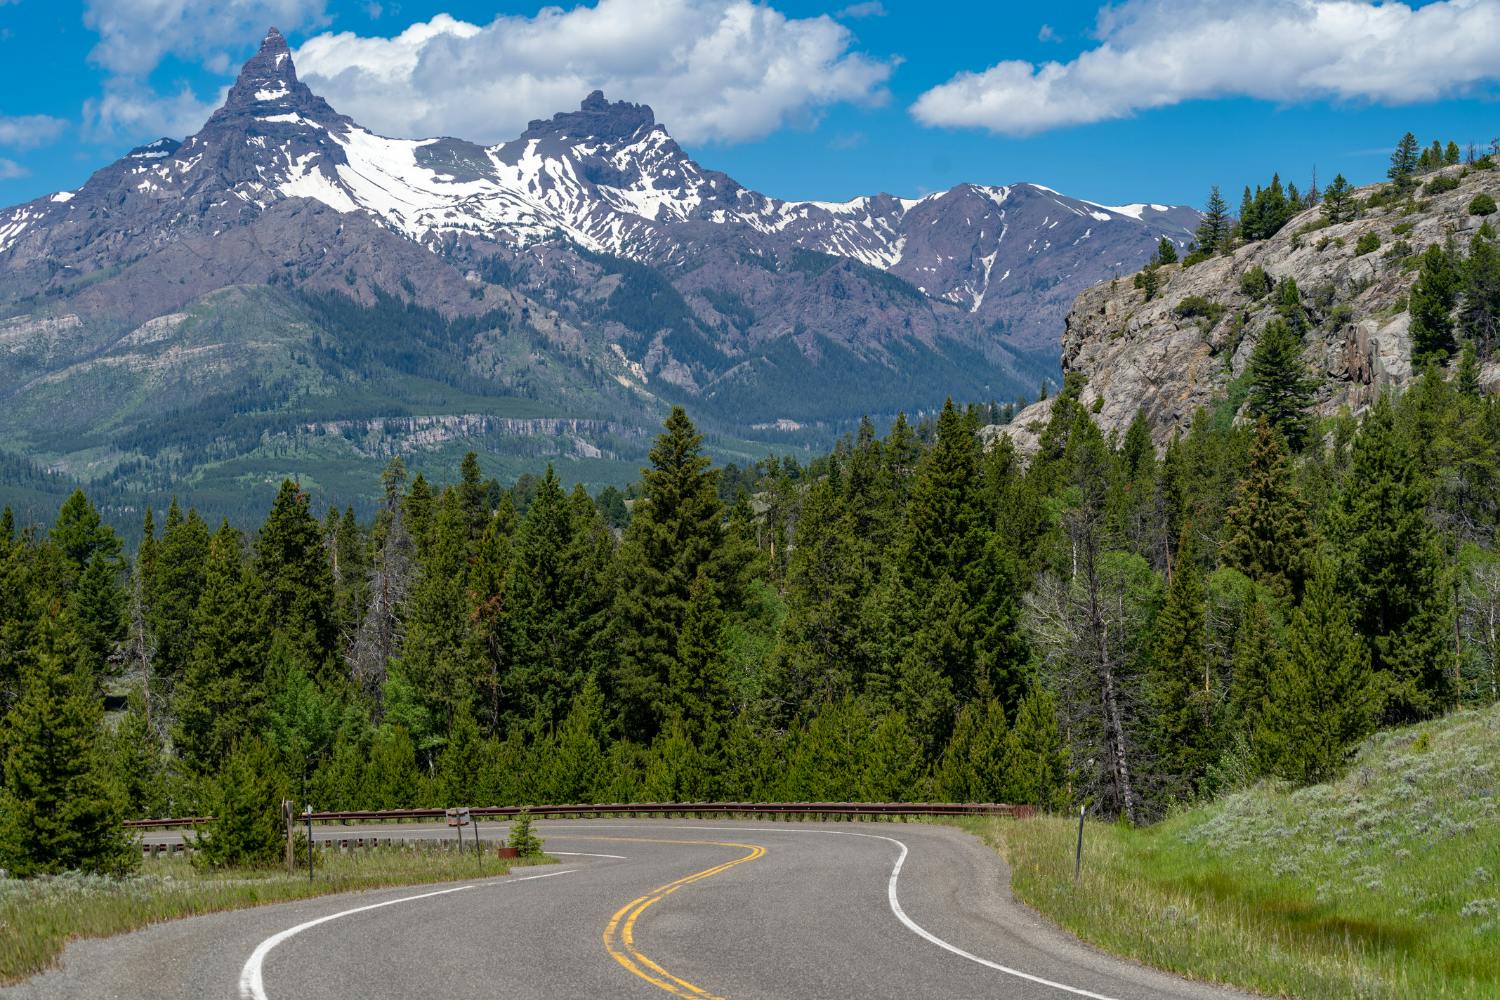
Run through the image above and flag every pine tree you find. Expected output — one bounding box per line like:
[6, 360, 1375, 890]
[1227, 591, 1278, 747]
[0, 613, 135, 876]
[1195, 186, 1231, 254]
[192, 740, 285, 869]
[537, 676, 609, 804]
[1410, 243, 1461, 364]
[1460, 231, 1500, 357]
[782, 697, 871, 801]
[399, 488, 480, 749]
[612, 407, 738, 740]
[50, 491, 125, 669]
[1245, 318, 1317, 451]
[1332, 396, 1453, 722]
[1389, 132, 1421, 190]
[1321, 174, 1355, 224]
[1222, 420, 1316, 600]
[1238, 185, 1256, 242]
[1446, 141, 1462, 166]
[437, 705, 484, 806]
[669, 570, 734, 751]
[505, 469, 614, 730]
[774, 477, 869, 717]
[933, 699, 1011, 803]
[1256, 566, 1376, 783]
[457, 451, 489, 541]
[173, 521, 272, 773]
[105, 687, 169, 818]
[150, 502, 211, 687]
[859, 711, 924, 802]
[1005, 685, 1069, 810]
[361, 725, 423, 809]
[1155, 237, 1178, 265]
[256, 480, 338, 671]
[1146, 526, 1215, 800]
[1457, 340, 1482, 397]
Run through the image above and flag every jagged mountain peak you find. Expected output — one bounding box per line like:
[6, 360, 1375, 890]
[523, 91, 657, 143]
[210, 25, 345, 127]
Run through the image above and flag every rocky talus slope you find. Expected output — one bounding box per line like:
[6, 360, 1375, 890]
[993, 165, 1500, 452]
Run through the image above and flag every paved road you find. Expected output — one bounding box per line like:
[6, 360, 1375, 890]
[10, 820, 1252, 1000]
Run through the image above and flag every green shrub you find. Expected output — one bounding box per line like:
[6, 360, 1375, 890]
[1422, 174, 1460, 195]
[1354, 232, 1381, 256]
[1474, 155, 1496, 171]
[1392, 221, 1416, 236]
[1383, 239, 1414, 260]
[1174, 295, 1219, 319]
[1181, 248, 1214, 268]
[1470, 193, 1498, 216]
[1239, 265, 1273, 299]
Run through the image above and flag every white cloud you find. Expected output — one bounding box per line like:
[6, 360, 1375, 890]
[0, 115, 68, 150]
[78, 0, 328, 142]
[0, 158, 27, 180]
[83, 80, 228, 142]
[84, 0, 329, 75]
[836, 1, 885, 17]
[294, 0, 893, 145]
[912, 0, 1500, 135]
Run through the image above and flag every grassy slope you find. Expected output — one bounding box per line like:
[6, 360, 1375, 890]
[977, 704, 1500, 999]
[0, 845, 553, 986]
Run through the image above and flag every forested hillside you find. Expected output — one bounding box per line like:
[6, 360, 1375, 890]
[3, 364, 1497, 872]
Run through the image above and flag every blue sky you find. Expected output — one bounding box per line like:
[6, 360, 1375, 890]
[1, 0, 1497, 210]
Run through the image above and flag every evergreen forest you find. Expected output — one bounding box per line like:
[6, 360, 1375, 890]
[4, 362, 1499, 874]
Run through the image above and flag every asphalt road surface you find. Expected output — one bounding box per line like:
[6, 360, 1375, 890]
[9, 819, 1253, 1000]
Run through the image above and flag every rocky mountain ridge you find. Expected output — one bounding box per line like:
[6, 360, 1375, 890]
[0, 28, 1197, 511]
[992, 163, 1500, 453]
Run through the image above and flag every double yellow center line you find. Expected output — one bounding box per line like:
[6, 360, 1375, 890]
[572, 837, 767, 999]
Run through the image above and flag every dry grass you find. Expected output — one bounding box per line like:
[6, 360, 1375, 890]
[0, 841, 553, 985]
[972, 703, 1500, 999]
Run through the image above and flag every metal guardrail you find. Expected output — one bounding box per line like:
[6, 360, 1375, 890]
[124, 801, 1034, 830]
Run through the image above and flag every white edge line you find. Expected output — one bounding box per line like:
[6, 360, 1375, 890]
[548, 823, 1120, 1000]
[551, 851, 629, 860]
[239, 870, 576, 1000]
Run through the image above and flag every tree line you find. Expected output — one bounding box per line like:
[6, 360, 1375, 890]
[4, 358, 1499, 873]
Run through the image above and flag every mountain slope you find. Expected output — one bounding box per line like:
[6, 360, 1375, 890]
[0, 28, 1195, 509]
[993, 163, 1500, 453]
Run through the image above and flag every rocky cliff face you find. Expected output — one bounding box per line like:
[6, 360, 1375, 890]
[992, 165, 1500, 453]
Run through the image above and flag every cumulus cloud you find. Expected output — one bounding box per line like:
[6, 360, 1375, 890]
[0, 115, 68, 150]
[294, 0, 893, 144]
[83, 80, 228, 142]
[84, 0, 329, 75]
[78, 0, 328, 141]
[0, 158, 27, 180]
[912, 0, 1500, 135]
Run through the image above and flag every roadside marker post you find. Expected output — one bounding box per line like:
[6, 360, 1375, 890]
[1074, 804, 1085, 883]
[446, 807, 472, 858]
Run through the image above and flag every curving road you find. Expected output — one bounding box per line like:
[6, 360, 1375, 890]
[9, 820, 1252, 1000]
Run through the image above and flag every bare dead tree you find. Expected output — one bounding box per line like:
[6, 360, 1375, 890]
[348, 505, 414, 710]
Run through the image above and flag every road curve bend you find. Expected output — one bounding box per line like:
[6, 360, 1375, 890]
[8, 819, 1253, 1000]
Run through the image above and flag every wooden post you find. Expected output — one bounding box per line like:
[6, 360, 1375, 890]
[283, 799, 295, 875]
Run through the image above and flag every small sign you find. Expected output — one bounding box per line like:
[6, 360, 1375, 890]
[446, 807, 471, 828]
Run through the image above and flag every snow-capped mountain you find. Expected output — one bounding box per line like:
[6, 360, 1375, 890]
[0, 28, 1198, 507]
[0, 28, 1194, 350]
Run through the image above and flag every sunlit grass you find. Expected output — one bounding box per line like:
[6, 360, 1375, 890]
[971, 703, 1500, 999]
[0, 842, 555, 985]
